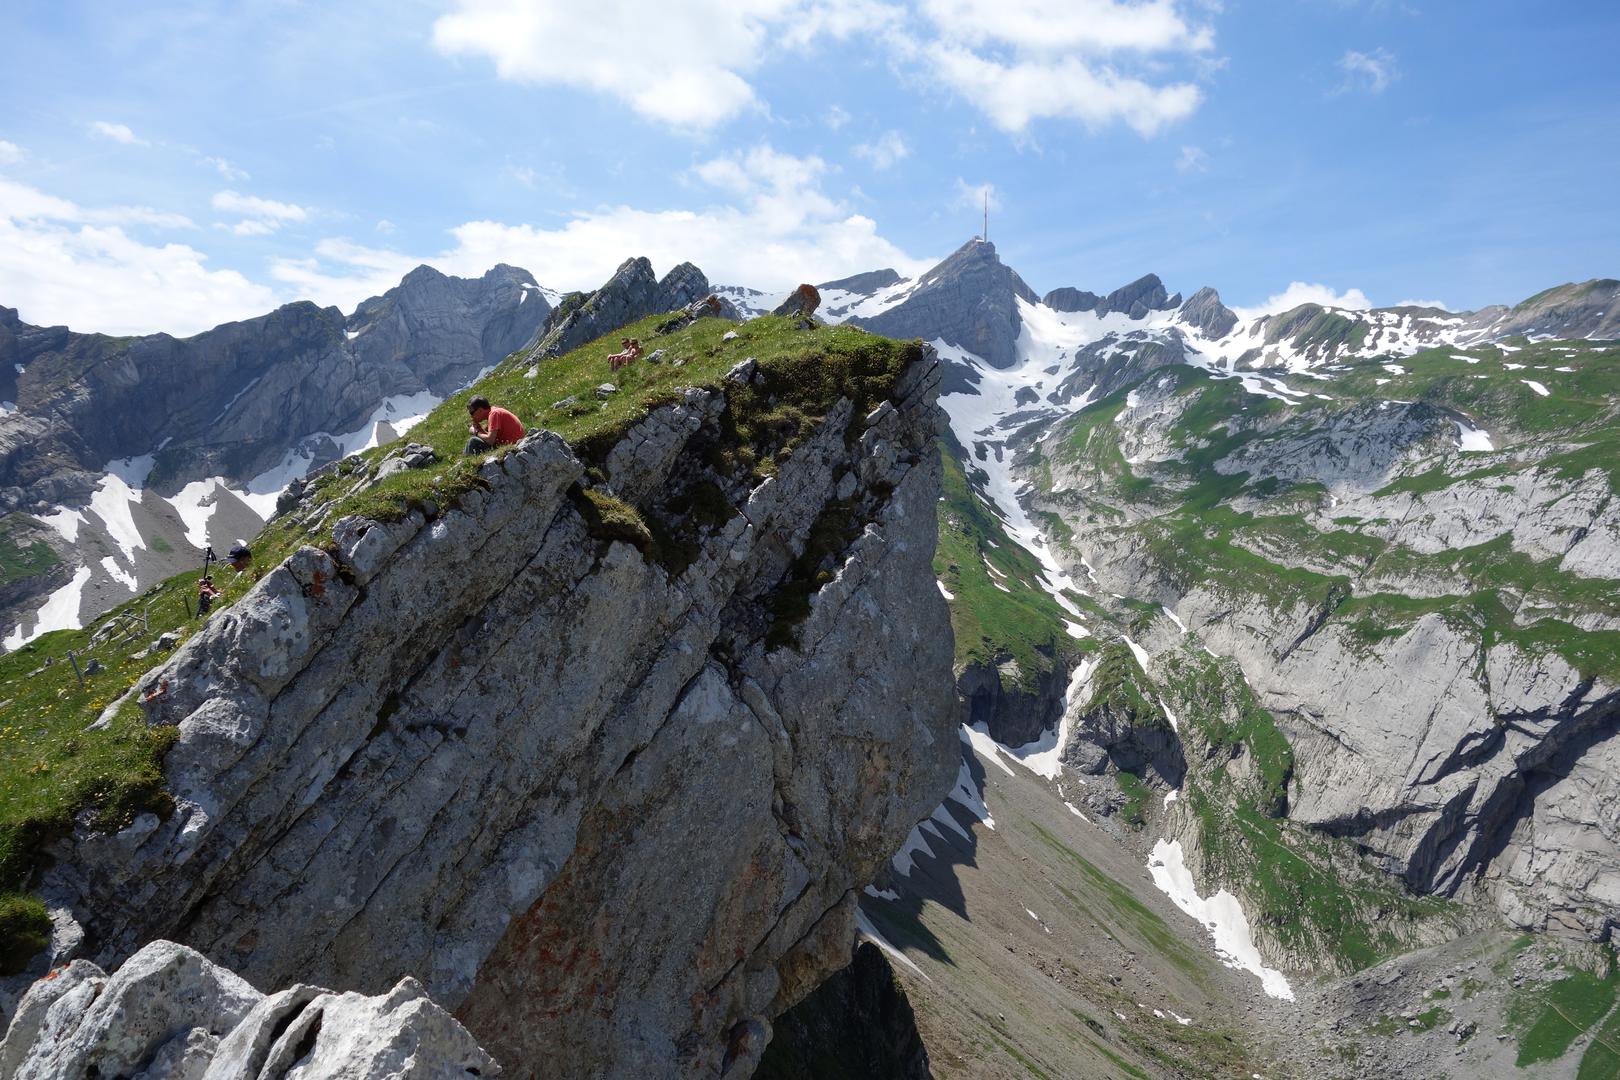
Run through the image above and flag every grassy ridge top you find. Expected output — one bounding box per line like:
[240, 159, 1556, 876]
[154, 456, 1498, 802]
[0, 311, 923, 972]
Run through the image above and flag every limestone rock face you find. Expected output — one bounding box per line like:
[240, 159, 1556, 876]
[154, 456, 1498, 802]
[0, 940, 496, 1079]
[24, 350, 957, 1079]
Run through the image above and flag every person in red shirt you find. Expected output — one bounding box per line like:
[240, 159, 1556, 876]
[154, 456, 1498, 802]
[465, 395, 526, 455]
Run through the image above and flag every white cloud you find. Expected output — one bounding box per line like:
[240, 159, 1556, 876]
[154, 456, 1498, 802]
[921, 0, 1213, 53]
[375, 219, 397, 234]
[909, 0, 1215, 135]
[88, 121, 144, 145]
[825, 104, 852, 130]
[952, 178, 1002, 213]
[271, 143, 927, 309]
[1395, 298, 1449, 310]
[925, 44, 1202, 135]
[203, 156, 249, 181]
[1338, 48, 1397, 94]
[1235, 281, 1373, 319]
[0, 177, 276, 335]
[212, 189, 309, 235]
[1175, 144, 1210, 173]
[0, 140, 25, 165]
[432, 0, 895, 130]
[853, 130, 910, 170]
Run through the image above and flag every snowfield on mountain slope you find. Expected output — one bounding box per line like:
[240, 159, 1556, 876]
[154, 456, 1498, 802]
[3, 389, 443, 648]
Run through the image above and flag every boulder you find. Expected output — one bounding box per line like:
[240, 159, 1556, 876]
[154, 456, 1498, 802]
[771, 285, 822, 320]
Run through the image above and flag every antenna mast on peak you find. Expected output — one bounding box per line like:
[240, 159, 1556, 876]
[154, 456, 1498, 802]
[983, 190, 989, 243]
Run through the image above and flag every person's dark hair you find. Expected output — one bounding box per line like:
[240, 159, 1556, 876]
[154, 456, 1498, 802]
[468, 395, 491, 413]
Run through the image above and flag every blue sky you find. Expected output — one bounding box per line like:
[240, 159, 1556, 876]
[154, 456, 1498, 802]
[2, 0, 1617, 335]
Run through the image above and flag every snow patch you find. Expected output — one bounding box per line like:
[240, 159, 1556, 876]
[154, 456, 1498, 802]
[936, 579, 955, 601]
[167, 478, 221, 548]
[5, 566, 92, 649]
[1147, 839, 1294, 1000]
[1454, 420, 1494, 452]
[100, 556, 137, 591]
[964, 723, 1017, 777]
[1522, 379, 1550, 397]
[38, 507, 85, 543]
[89, 456, 155, 560]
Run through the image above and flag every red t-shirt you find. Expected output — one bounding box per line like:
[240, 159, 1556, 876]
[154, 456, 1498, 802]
[486, 406, 525, 446]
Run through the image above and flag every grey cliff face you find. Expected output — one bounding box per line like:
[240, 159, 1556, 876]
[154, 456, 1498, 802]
[853, 240, 1038, 370]
[0, 940, 495, 1079]
[27, 351, 958, 1079]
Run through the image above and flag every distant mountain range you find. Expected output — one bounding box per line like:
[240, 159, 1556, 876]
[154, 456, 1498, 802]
[4, 235, 1619, 1076]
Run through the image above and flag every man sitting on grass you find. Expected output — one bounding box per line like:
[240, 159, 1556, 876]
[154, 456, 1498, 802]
[465, 395, 525, 455]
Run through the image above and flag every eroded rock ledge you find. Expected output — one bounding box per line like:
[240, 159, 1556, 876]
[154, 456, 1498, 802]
[17, 347, 957, 1078]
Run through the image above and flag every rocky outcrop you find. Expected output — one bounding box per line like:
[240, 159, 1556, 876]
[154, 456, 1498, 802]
[1478, 278, 1620, 341]
[957, 657, 1070, 748]
[852, 240, 1037, 369]
[0, 940, 496, 1079]
[531, 258, 715, 360]
[752, 943, 931, 1080]
[21, 347, 958, 1078]
[1178, 286, 1238, 339]
[1059, 649, 1185, 788]
[771, 285, 821, 320]
[817, 270, 901, 297]
[1041, 287, 1100, 314]
[1095, 274, 1175, 320]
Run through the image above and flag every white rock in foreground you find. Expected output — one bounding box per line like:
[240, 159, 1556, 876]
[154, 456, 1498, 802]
[0, 940, 496, 1079]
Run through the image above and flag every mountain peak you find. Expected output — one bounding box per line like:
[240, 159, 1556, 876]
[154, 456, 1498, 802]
[1096, 273, 1174, 319]
[848, 237, 1038, 368]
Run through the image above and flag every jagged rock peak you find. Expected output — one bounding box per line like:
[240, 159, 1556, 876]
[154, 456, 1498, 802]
[532, 257, 717, 360]
[1043, 286, 1102, 313]
[1180, 286, 1239, 339]
[916, 238, 1038, 303]
[1095, 273, 1176, 319]
[818, 268, 902, 295]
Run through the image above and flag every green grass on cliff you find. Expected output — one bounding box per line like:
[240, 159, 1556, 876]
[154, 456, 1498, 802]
[0, 312, 923, 972]
[934, 431, 1082, 691]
